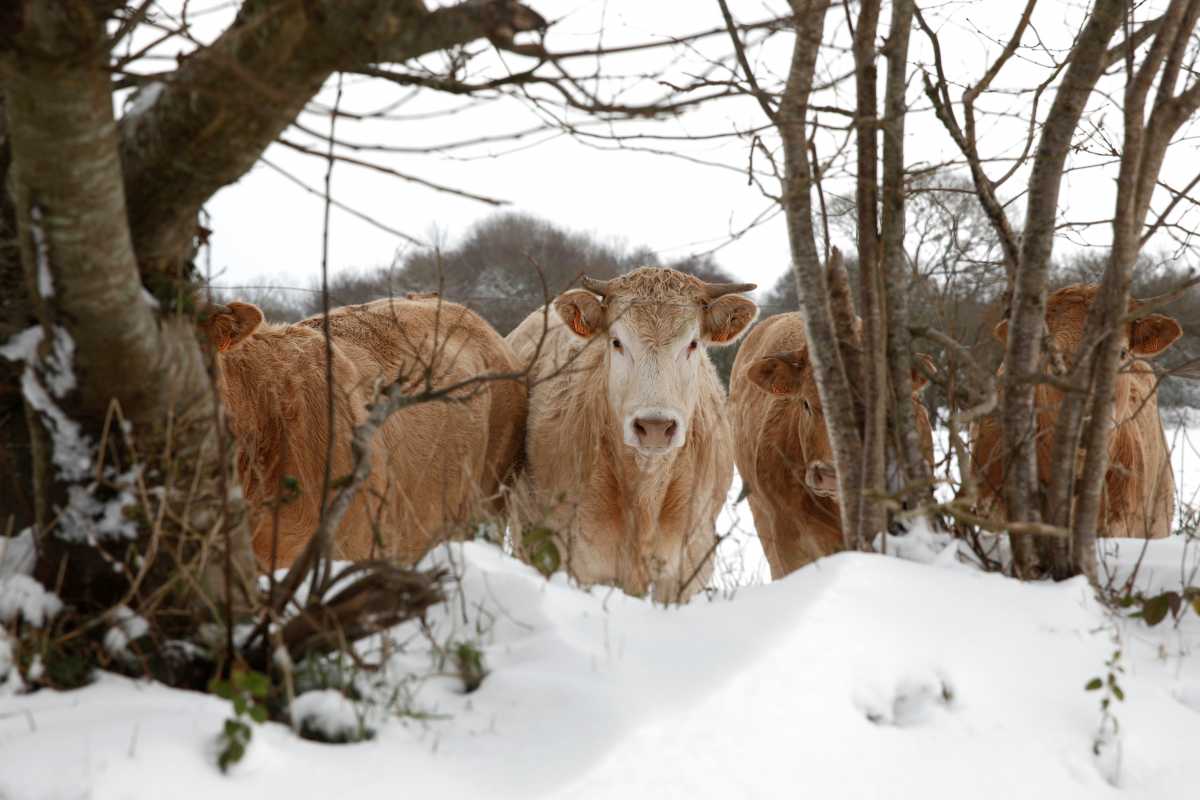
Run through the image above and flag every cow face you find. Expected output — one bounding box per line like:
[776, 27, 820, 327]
[555, 268, 756, 456]
[993, 284, 1181, 421]
[748, 348, 933, 499]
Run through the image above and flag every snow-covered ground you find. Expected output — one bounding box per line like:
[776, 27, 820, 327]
[2, 425, 1200, 799]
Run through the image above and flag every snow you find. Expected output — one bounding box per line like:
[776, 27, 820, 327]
[30, 204, 53, 299]
[0, 574, 63, 627]
[1, 325, 90, 482]
[1, 425, 1199, 797]
[0, 529, 36, 579]
[123, 81, 165, 120]
[104, 606, 150, 660]
[1, 536, 1198, 798]
[291, 690, 368, 742]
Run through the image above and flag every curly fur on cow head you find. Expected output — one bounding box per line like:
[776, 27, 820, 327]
[554, 267, 758, 455]
[200, 302, 264, 352]
[748, 349, 933, 399]
[992, 284, 1182, 361]
[989, 283, 1182, 525]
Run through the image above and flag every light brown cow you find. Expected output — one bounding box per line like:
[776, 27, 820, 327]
[729, 312, 936, 579]
[202, 296, 527, 568]
[506, 267, 757, 603]
[972, 284, 1181, 538]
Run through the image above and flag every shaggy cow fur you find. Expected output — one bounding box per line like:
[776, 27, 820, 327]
[729, 311, 935, 578]
[506, 267, 756, 603]
[202, 296, 527, 568]
[971, 284, 1181, 538]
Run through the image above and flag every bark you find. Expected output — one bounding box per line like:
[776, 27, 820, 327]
[0, 93, 35, 535]
[880, 0, 925, 505]
[1001, 0, 1123, 574]
[852, 0, 888, 546]
[779, 0, 863, 543]
[0, 0, 548, 625]
[1, 4, 256, 617]
[1070, 0, 1200, 580]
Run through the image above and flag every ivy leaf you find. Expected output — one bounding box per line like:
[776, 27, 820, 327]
[1085, 678, 1103, 691]
[1141, 593, 1172, 626]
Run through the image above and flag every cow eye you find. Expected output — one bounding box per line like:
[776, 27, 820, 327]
[801, 399, 813, 413]
[688, 340, 698, 352]
[612, 338, 623, 351]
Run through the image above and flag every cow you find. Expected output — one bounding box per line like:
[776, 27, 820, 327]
[505, 267, 757, 603]
[201, 295, 527, 568]
[972, 283, 1182, 539]
[729, 312, 936, 579]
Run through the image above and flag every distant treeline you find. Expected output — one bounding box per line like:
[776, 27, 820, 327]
[216, 211, 1199, 409]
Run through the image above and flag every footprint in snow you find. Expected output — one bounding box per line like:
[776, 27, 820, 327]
[855, 673, 955, 727]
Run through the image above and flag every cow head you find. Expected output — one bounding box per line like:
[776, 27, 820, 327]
[747, 347, 933, 499]
[993, 284, 1181, 423]
[555, 267, 757, 455]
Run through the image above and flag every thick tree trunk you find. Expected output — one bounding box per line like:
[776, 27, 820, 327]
[0, 95, 35, 537]
[1, 5, 256, 618]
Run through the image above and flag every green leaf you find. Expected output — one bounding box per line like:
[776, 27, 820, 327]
[523, 527, 561, 578]
[244, 671, 270, 698]
[1112, 684, 1125, 702]
[249, 704, 269, 724]
[233, 696, 248, 716]
[1192, 596, 1200, 616]
[1085, 678, 1103, 691]
[1141, 593, 1172, 626]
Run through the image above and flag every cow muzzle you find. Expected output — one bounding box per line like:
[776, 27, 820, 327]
[625, 408, 685, 453]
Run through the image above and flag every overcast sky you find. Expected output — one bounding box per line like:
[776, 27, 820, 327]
[127, 1, 1196, 303]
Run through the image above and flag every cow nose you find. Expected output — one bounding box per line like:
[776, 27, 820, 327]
[633, 416, 678, 449]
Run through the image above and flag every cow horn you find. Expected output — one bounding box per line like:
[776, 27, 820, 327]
[581, 276, 613, 297]
[702, 281, 757, 300]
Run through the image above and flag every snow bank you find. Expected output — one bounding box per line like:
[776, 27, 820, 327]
[2, 540, 1198, 799]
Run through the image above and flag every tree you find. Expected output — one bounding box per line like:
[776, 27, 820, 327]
[0, 0, 596, 668]
[923, 0, 1200, 579]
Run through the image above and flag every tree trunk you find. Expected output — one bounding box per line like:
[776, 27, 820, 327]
[880, 0, 926, 507]
[0, 5, 256, 620]
[852, 0, 888, 546]
[780, 0, 864, 543]
[1001, 0, 1124, 576]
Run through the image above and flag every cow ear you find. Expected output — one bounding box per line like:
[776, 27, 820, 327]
[555, 290, 605, 339]
[747, 350, 806, 395]
[702, 295, 758, 346]
[201, 301, 263, 352]
[911, 353, 935, 392]
[993, 318, 1009, 343]
[1130, 313, 1182, 357]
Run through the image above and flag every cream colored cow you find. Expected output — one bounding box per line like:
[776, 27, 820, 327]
[507, 267, 756, 602]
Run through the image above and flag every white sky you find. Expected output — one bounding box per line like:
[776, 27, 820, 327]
[126, 1, 1199, 303]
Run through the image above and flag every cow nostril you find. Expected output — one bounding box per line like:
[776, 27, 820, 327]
[634, 421, 647, 439]
[665, 421, 677, 439]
